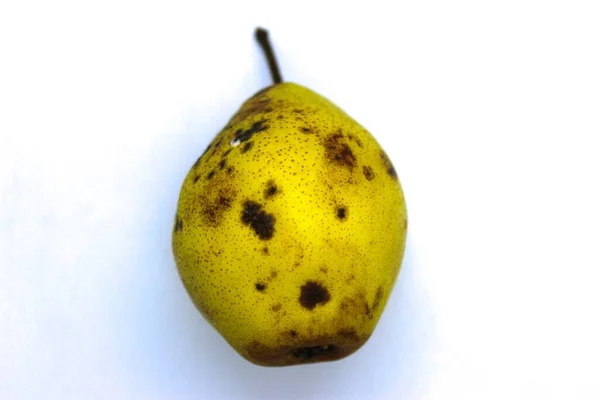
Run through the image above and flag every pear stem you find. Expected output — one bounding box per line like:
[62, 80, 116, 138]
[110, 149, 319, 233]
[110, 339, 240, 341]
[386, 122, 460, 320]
[255, 27, 283, 84]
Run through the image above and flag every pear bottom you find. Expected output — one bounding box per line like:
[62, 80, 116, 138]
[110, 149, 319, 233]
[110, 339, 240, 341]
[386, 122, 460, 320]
[240, 331, 369, 367]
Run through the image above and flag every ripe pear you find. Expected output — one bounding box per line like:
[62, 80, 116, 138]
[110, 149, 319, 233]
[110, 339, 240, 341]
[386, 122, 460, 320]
[172, 28, 407, 366]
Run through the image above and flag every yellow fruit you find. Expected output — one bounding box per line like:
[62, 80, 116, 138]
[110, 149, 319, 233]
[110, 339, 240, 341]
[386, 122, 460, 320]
[172, 28, 407, 367]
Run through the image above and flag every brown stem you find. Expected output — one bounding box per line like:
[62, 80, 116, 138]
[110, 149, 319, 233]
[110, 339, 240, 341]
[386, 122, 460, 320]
[255, 27, 283, 84]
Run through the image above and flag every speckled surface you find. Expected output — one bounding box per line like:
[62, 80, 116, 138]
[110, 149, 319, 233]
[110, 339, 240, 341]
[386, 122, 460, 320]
[173, 83, 407, 366]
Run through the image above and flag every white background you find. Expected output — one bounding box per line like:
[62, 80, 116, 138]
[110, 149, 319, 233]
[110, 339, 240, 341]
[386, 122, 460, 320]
[1, 1, 599, 399]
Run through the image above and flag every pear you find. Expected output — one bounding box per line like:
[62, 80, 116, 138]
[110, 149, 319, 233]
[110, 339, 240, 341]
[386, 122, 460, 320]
[172, 28, 407, 366]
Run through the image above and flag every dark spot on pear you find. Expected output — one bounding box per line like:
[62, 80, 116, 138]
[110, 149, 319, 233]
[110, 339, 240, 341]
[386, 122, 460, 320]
[380, 150, 398, 180]
[271, 304, 282, 312]
[324, 132, 356, 170]
[365, 286, 384, 319]
[209, 139, 222, 158]
[201, 190, 235, 227]
[338, 328, 359, 341]
[234, 119, 269, 143]
[255, 283, 266, 292]
[230, 94, 272, 125]
[241, 201, 275, 240]
[192, 145, 210, 168]
[374, 286, 383, 306]
[300, 127, 312, 134]
[291, 345, 336, 360]
[218, 196, 231, 207]
[363, 165, 375, 181]
[289, 330, 297, 337]
[337, 207, 347, 220]
[264, 181, 278, 199]
[348, 134, 363, 148]
[299, 281, 330, 310]
[223, 149, 232, 158]
[174, 217, 183, 233]
[193, 175, 200, 184]
[241, 141, 253, 153]
[218, 159, 227, 170]
[207, 170, 215, 180]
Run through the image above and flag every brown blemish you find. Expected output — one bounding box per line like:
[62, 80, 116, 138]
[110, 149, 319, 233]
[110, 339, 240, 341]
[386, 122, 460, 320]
[241, 141, 253, 153]
[299, 281, 330, 310]
[193, 175, 200, 184]
[300, 127, 312, 134]
[264, 180, 278, 199]
[227, 166, 234, 174]
[348, 134, 363, 148]
[245, 331, 366, 366]
[193, 144, 211, 168]
[200, 189, 235, 227]
[255, 282, 266, 292]
[222, 148, 232, 158]
[293, 108, 304, 114]
[213, 138, 222, 151]
[324, 132, 356, 170]
[241, 200, 275, 240]
[380, 150, 398, 180]
[338, 328, 359, 340]
[218, 195, 231, 208]
[208, 139, 223, 160]
[271, 303, 282, 312]
[339, 291, 371, 320]
[291, 345, 336, 361]
[270, 270, 278, 279]
[320, 266, 328, 274]
[234, 119, 269, 143]
[365, 286, 384, 319]
[229, 92, 273, 126]
[363, 165, 375, 181]
[207, 170, 215, 180]
[250, 85, 273, 99]
[373, 286, 384, 312]
[218, 159, 227, 170]
[262, 247, 269, 255]
[336, 207, 347, 220]
[339, 298, 352, 311]
[174, 217, 183, 233]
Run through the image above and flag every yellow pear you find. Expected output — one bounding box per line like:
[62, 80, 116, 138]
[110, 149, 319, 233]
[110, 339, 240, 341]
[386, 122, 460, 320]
[172, 28, 407, 366]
